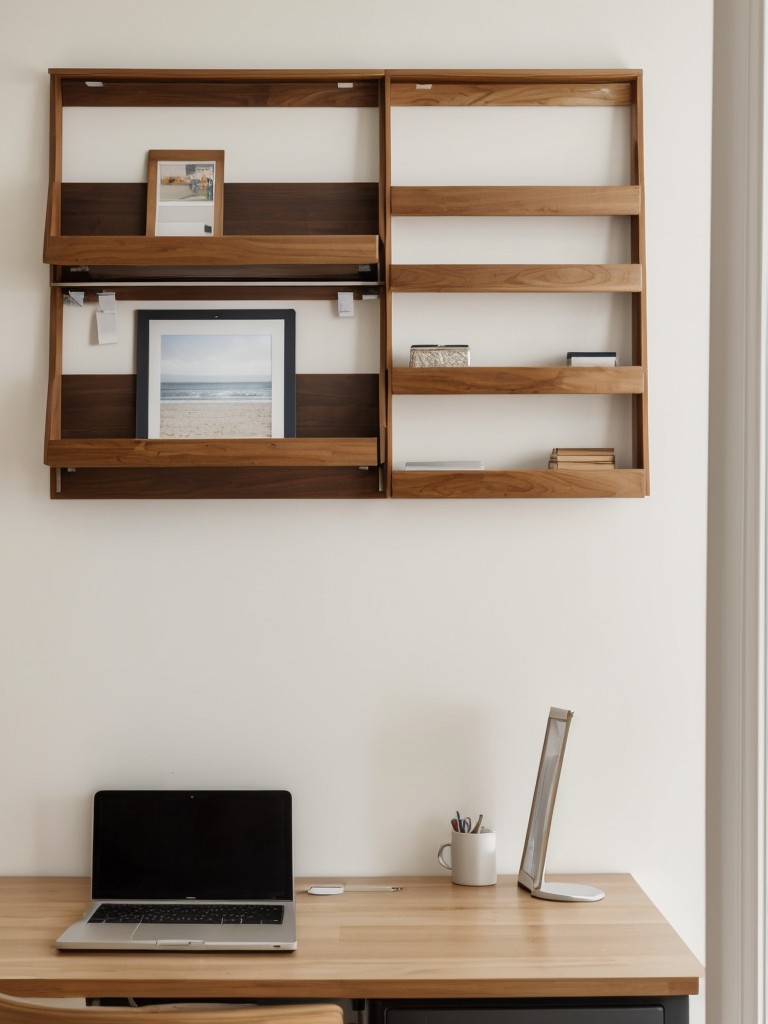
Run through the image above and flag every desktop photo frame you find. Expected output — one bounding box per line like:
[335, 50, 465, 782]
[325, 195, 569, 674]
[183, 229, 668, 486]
[518, 707, 604, 902]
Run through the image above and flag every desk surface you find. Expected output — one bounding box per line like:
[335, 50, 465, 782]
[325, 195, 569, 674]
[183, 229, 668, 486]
[0, 875, 702, 1000]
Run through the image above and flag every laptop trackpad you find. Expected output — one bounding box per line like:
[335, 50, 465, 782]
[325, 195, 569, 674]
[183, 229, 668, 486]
[132, 923, 222, 944]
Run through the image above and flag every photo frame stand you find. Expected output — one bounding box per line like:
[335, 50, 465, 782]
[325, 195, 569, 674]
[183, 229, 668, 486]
[518, 707, 606, 903]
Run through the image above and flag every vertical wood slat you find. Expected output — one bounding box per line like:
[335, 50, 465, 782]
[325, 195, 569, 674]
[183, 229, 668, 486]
[46, 75, 62, 241]
[45, 289, 63, 455]
[630, 73, 649, 494]
[382, 74, 393, 495]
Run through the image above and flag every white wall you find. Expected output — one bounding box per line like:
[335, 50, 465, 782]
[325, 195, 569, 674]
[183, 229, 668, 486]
[0, 2, 711, 1020]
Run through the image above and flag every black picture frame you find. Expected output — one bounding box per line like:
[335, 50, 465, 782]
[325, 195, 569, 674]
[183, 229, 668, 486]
[135, 309, 296, 440]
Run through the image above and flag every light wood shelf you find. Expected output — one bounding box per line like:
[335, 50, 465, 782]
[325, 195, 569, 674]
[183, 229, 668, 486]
[391, 185, 642, 218]
[45, 437, 379, 470]
[392, 366, 644, 396]
[392, 469, 647, 499]
[44, 234, 380, 267]
[389, 78, 634, 107]
[390, 263, 642, 293]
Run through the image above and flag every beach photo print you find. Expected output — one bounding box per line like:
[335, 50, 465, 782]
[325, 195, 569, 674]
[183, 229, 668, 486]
[135, 309, 296, 440]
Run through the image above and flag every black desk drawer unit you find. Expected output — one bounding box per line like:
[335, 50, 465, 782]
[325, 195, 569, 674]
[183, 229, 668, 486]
[370, 998, 688, 1024]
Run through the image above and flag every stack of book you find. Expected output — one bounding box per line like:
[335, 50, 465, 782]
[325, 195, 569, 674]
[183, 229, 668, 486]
[548, 447, 615, 470]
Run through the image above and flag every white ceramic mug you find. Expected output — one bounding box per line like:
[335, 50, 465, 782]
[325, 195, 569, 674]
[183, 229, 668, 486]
[437, 830, 497, 886]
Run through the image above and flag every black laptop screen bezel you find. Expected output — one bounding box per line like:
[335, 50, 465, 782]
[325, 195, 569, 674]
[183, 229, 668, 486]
[91, 790, 293, 902]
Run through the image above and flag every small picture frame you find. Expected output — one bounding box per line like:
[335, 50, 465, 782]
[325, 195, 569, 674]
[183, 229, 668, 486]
[135, 309, 296, 440]
[146, 150, 224, 237]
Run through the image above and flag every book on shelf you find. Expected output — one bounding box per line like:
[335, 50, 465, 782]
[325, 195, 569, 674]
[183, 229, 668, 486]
[566, 351, 618, 366]
[549, 447, 615, 470]
[404, 460, 485, 471]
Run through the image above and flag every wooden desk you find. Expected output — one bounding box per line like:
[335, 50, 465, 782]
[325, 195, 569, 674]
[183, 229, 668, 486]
[0, 875, 702, 1017]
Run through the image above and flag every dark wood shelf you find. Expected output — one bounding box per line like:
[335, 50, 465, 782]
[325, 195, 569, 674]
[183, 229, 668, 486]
[53, 466, 383, 499]
[59, 182, 380, 238]
[55, 70, 382, 108]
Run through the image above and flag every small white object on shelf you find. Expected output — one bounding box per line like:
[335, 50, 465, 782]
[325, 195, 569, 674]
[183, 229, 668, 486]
[566, 351, 618, 366]
[405, 460, 485, 471]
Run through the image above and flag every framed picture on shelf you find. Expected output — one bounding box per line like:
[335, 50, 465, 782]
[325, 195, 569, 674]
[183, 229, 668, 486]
[135, 309, 296, 440]
[145, 150, 224, 236]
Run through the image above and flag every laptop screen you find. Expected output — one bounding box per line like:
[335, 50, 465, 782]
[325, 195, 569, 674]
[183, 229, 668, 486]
[92, 790, 293, 902]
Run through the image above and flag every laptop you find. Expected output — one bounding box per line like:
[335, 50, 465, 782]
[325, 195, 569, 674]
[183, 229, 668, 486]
[55, 789, 297, 951]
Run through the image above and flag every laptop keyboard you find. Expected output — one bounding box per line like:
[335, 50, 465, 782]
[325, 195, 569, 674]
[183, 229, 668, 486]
[89, 903, 284, 925]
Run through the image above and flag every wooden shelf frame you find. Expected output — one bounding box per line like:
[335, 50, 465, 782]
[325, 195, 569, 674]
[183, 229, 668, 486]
[44, 69, 388, 499]
[385, 69, 648, 498]
[43, 67, 648, 500]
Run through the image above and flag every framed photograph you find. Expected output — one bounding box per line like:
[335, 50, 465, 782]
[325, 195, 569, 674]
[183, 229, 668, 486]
[517, 707, 604, 903]
[146, 150, 224, 237]
[135, 309, 296, 440]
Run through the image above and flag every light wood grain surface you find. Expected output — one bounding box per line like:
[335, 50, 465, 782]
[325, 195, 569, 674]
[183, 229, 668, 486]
[43, 236, 379, 267]
[391, 469, 647, 499]
[0, 875, 701, 1000]
[44, 438, 379, 470]
[391, 367, 645, 396]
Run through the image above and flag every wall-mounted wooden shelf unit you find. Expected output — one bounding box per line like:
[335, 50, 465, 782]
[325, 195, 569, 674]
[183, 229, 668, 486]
[44, 67, 647, 499]
[384, 68, 647, 499]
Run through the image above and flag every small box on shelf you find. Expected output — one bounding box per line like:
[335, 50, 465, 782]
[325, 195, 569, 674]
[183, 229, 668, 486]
[409, 345, 470, 368]
[566, 351, 618, 366]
